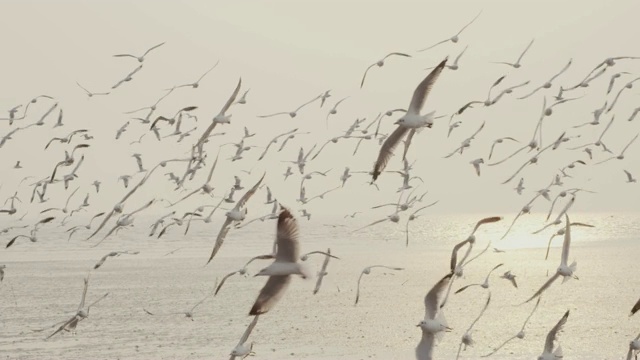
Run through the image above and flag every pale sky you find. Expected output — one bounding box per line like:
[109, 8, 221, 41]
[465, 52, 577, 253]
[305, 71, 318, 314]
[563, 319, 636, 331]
[0, 0, 639, 219]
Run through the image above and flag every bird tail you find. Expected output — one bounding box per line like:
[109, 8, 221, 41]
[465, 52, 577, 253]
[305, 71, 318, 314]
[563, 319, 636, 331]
[417, 111, 436, 133]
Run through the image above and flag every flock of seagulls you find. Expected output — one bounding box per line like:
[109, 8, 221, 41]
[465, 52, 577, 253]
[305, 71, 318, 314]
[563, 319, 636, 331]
[1, 9, 640, 359]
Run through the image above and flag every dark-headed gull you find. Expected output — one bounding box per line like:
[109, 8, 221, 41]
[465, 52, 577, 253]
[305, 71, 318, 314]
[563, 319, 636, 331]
[113, 42, 165, 62]
[360, 52, 411, 88]
[415, 273, 453, 360]
[492, 39, 535, 69]
[418, 10, 482, 52]
[371, 58, 448, 181]
[355, 265, 404, 305]
[249, 207, 311, 315]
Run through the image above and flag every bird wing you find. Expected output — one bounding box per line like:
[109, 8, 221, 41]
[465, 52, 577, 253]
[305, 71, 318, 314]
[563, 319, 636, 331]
[142, 42, 166, 57]
[402, 129, 417, 160]
[415, 330, 435, 360]
[238, 314, 260, 346]
[77, 276, 90, 312]
[215, 270, 239, 296]
[456, 9, 482, 36]
[206, 217, 233, 264]
[205, 152, 220, 183]
[548, 59, 573, 83]
[468, 292, 491, 331]
[517, 38, 535, 63]
[624, 170, 634, 182]
[560, 214, 571, 267]
[470, 216, 503, 236]
[543, 310, 570, 354]
[407, 58, 448, 115]
[275, 207, 300, 262]
[233, 173, 266, 212]
[372, 125, 409, 181]
[249, 275, 292, 315]
[524, 273, 560, 304]
[220, 78, 242, 115]
[257, 112, 290, 118]
[360, 64, 377, 88]
[424, 273, 453, 320]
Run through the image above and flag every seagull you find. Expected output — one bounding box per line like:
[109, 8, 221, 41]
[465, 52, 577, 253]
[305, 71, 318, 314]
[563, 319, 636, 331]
[352, 212, 401, 233]
[229, 315, 259, 360]
[257, 128, 299, 161]
[258, 95, 321, 118]
[606, 71, 631, 94]
[492, 39, 535, 69]
[624, 170, 637, 183]
[627, 107, 640, 122]
[115, 121, 130, 139]
[194, 78, 242, 157]
[518, 59, 573, 99]
[607, 76, 640, 113]
[206, 173, 265, 264]
[113, 42, 165, 62]
[594, 132, 639, 164]
[111, 64, 144, 89]
[499, 271, 518, 288]
[456, 75, 507, 114]
[426, 46, 468, 71]
[482, 297, 542, 357]
[371, 58, 447, 181]
[418, 10, 482, 52]
[524, 214, 578, 304]
[285, 146, 317, 174]
[171, 61, 219, 89]
[455, 264, 503, 294]
[249, 207, 312, 315]
[325, 96, 349, 127]
[312, 248, 333, 294]
[76, 82, 110, 98]
[360, 52, 411, 88]
[444, 122, 486, 158]
[415, 273, 453, 360]
[469, 158, 484, 177]
[235, 89, 250, 105]
[355, 265, 404, 305]
[46, 275, 109, 340]
[537, 310, 569, 360]
[92, 251, 140, 270]
[405, 201, 439, 247]
[144, 281, 217, 320]
[488, 137, 519, 160]
[455, 292, 491, 360]
[544, 221, 594, 260]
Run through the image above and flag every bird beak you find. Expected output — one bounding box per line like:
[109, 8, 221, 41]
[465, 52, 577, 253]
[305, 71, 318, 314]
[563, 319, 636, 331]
[445, 326, 453, 332]
[393, 120, 400, 125]
[427, 123, 433, 128]
[415, 324, 421, 327]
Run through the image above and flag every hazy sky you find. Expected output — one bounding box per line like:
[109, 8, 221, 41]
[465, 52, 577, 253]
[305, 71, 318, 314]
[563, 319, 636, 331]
[0, 0, 639, 219]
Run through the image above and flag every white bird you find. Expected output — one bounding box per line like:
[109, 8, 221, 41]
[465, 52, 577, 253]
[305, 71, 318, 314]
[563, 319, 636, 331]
[229, 315, 259, 360]
[607, 76, 640, 113]
[340, 167, 352, 187]
[415, 273, 453, 360]
[360, 52, 412, 88]
[258, 94, 321, 118]
[514, 178, 525, 195]
[606, 71, 631, 94]
[325, 96, 349, 127]
[524, 214, 578, 304]
[455, 263, 503, 294]
[313, 248, 333, 295]
[355, 265, 404, 305]
[46, 275, 109, 340]
[206, 173, 265, 264]
[426, 46, 468, 71]
[194, 78, 242, 157]
[418, 10, 482, 52]
[235, 89, 250, 105]
[171, 61, 219, 89]
[283, 166, 294, 180]
[405, 200, 439, 247]
[488, 137, 519, 160]
[352, 212, 401, 233]
[372, 58, 447, 181]
[624, 170, 637, 183]
[76, 82, 110, 98]
[470, 158, 484, 176]
[594, 132, 639, 164]
[537, 310, 570, 360]
[455, 292, 491, 360]
[482, 297, 542, 357]
[518, 59, 572, 99]
[492, 39, 535, 69]
[249, 207, 312, 315]
[113, 42, 165, 62]
[544, 221, 594, 260]
[444, 122, 486, 158]
[627, 107, 640, 122]
[111, 64, 144, 89]
[92, 251, 139, 270]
